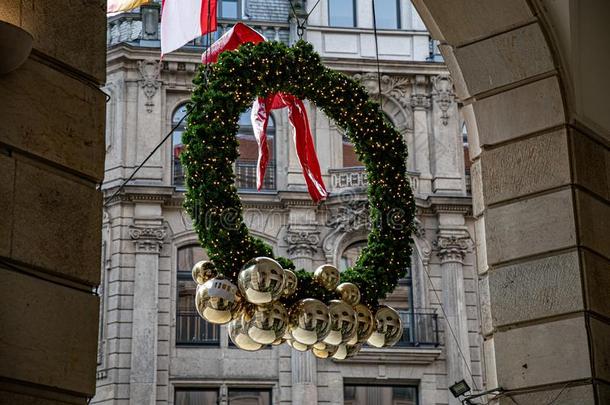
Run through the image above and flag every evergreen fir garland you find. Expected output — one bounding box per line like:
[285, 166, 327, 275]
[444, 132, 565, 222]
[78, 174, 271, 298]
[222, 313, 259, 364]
[182, 40, 415, 307]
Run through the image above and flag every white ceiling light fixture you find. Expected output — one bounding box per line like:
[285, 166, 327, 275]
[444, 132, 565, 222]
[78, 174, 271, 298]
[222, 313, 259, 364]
[0, 20, 33, 74]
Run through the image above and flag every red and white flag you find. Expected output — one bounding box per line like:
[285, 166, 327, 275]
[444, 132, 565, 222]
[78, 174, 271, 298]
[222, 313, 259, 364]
[202, 23, 266, 64]
[161, 0, 217, 56]
[252, 93, 328, 202]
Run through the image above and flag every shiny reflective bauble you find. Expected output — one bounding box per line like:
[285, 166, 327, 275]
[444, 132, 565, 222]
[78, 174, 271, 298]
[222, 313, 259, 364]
[346, 304, 375, 345]
[312, 341, 338, 359]
[331, 343, 348, 360]
[345, 343, 362, 358]
[247, 301, 289, 344]
[282, 269, 298, 297]
[191, 260, 217, 285]
[323, 300, 357, 346]
[286, 339, 310, 352]
[335, 282, 361, 306]
[238, 257, 285, 304]
[228, 314, 263, 351]
[367, 306, 403, 348]
[289, 298, 331, 345]
[195, 276, 240, 324]
[313, 264, 340, 291]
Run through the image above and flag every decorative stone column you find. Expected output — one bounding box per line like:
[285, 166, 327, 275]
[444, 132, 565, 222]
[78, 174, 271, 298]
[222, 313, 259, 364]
[434, 229, 472, 405]
[410, 75, 433, 195]
[291, 350, 318, 405]
[128, 221, 166, 405]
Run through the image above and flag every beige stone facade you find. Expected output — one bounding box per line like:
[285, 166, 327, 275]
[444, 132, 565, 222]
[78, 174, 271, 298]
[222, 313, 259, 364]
[94, 3, 482, 404]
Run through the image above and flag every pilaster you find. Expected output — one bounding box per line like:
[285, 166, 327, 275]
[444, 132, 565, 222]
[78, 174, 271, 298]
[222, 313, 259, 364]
[128, 208, 166, 405]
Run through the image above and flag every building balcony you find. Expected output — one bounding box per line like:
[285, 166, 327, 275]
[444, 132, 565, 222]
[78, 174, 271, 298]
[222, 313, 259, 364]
[329, 166, 419, 195]
[176, 313, 220, 346]
[396, 310, 440, 347]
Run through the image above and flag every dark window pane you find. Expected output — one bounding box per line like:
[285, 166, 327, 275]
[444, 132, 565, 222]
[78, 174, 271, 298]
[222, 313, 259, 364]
[176, 246, 220, 346]
[220, 0, 238, 18]
[329, 0, 355, 27]
[373, 0, 399, 29]
[175, 388, 219, 405]
[172, 105, 188, 187]
[236, 109, 276, 190]
[228, 389, 271, 405]
[343, 385, 417, 405]
[340, 241, 366, 271]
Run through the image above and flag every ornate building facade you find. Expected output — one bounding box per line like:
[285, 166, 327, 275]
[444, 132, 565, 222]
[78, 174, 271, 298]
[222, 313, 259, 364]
[95, 1, 482, 404]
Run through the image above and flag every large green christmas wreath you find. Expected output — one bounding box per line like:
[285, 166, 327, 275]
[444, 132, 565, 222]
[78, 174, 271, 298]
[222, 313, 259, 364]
[182, 40, 415, 307]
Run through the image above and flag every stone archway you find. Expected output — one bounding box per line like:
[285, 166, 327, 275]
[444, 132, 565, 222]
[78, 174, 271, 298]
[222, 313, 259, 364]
[411, 1, 610, 404]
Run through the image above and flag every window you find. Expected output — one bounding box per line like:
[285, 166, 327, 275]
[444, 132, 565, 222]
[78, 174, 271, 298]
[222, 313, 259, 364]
[328, 0, 356, 27]
[175, 388, 219, 405]
[344, 385, 418, 405]
[172, 107, 276, 190]
[342, 134, 363, 168]
[219, 0, 239, 19]
[228, 388, 272, 405]
[235, 109, 276, 190]
[176, 245, 220, 346]
[172, 105, 188, 187]
[340, 241, 366, 271]
[373, 0, 400, 29]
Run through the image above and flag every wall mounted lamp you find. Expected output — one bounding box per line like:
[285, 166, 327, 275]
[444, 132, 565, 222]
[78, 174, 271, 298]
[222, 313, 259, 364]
[0, 20, 33, 74]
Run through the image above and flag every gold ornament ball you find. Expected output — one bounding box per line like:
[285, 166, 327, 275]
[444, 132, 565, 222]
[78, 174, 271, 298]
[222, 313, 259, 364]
[238, 257, 285, 304]
[195, 276, 241, 325]
[228, 313, 263, 351]
[331, 343, 348, 360]
[367, 305, 403, 348]
[289, 298, 331, 345]
[286, 339, 310, 352]
[335, 282, 360, 306]
[323, 300, 357, 346]
[192, 260, 217, 285]
[282, 269, 298, 297]
[247, 301, 289, 345]
[313, 264, 340, 291]
[312, 341, 338, 359]
[346, 304, 375, 345]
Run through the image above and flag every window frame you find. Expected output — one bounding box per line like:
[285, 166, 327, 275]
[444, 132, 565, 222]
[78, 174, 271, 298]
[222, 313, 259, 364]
[171, 103, 189, 189]
[174, 387, 220, 405]
[343, 383, 419, 405]
[175, 244, 221, 347]
[327, 0, 357, 28]
[218, 0, 241, 19]
[373, 0, 401, 30]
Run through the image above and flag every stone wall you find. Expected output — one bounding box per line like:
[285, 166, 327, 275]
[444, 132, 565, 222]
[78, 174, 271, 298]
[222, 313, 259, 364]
[0, 1, 107, 404]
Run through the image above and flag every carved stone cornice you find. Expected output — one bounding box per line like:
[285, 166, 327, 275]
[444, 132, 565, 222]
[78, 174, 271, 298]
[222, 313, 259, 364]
[433, 234, 471, 264]
[130, 225, 166, 253]
[352, 73, 413, 110]
[285, 226, 320, 258]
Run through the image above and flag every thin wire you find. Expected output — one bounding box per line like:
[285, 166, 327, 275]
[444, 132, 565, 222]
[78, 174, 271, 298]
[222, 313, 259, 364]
[103, 105, 193, 206]
[371, 0, 383, 108]
[422, 263, 480, 392]
[289, 0, 323, 39]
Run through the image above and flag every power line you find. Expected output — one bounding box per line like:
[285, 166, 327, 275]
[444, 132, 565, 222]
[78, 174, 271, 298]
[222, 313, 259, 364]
[422, 262, 480, 392]
[103, 104, 193, 206]
[371, 0, 383, 108]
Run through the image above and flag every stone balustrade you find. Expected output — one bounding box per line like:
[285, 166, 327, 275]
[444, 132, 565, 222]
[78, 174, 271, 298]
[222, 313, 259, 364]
[329, 167, 419, 194]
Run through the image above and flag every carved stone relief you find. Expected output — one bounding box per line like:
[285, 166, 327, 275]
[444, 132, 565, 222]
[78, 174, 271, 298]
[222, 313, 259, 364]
[431, 75, 455, 126]
[137, 60, 161, 113]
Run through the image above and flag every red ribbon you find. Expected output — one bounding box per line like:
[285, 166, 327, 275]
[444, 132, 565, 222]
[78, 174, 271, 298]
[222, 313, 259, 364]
[252, 93, 328, 202]
[202, 23, 328, 202]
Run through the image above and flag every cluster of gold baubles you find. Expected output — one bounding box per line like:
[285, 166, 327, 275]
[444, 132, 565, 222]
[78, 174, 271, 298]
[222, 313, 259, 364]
[192, 257, 403, 359]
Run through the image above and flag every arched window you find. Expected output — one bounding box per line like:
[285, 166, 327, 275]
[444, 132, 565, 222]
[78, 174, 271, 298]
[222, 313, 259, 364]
[235, 109, 276, 190]
[172, 106, 276, 190]
[176, 245, 220, 346]
[172, 105, 188, 187]
[339, 241, 366, 271]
